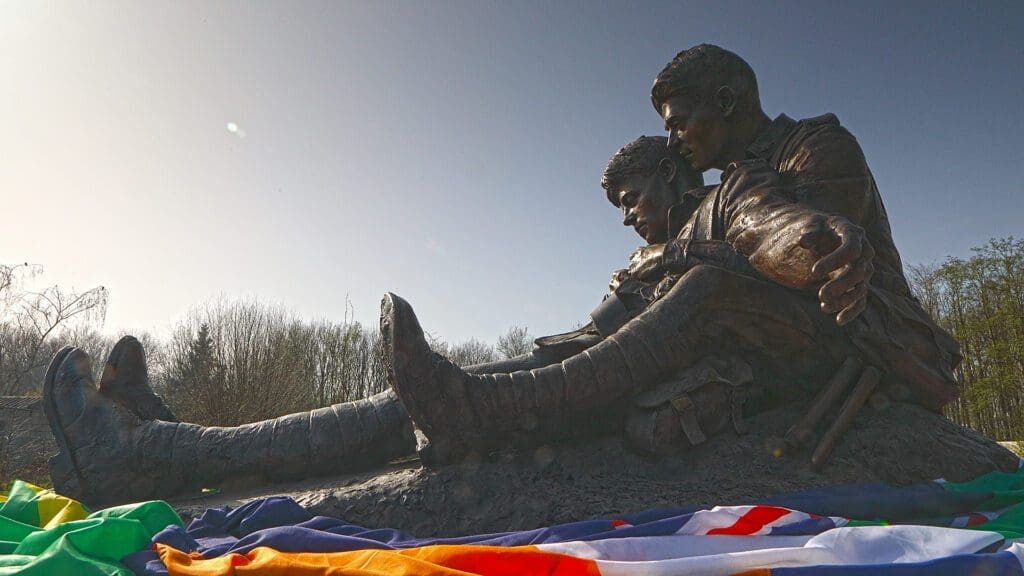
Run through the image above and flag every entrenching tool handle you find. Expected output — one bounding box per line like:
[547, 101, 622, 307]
[785, 357, 863, 449]
[811, 366, 880, 470]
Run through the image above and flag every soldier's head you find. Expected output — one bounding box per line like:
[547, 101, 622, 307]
[602, 135, 703, 244]
[651, 44, 765, 172]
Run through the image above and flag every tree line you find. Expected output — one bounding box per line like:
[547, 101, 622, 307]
[0, 263, 533, 427]
[908, 237, 1024, 441]
[1, 237, 1021, 436]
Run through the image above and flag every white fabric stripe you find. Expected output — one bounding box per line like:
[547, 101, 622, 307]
[593, 546, 833, 576]
[543, 526, 1004, 576]
[1005, 542, 1024, 567]
[537, 534, 814, 561]
[831, 516, 849, 528]
[807, 525, 1002, 563]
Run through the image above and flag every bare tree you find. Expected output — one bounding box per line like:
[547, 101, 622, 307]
[153, 298, 395, 425]
[496, 325, 533, 359]
[429, 335, 498, 367]
[0, 263, 107, 396]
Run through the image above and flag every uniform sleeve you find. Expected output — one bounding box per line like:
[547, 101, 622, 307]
[781, 123, 874, 226]
[717, 160, 839, 291]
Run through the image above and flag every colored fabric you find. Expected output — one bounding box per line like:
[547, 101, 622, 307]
[132, 464, 1024, 576]
[942, 466, 1024, 511]
[0, 481, 182, 575]
[154, 526, 1011, 576]
[157, 543, 602, 576]
[0, 481, 89, 531]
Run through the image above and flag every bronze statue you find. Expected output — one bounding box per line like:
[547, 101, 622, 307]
[42, 45, 960, 507]
[648, 44, 958, 407]
[42, 137, 703, 506]
[384, 45, 960, 465]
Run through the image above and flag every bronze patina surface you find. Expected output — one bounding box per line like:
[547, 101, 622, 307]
[44, 47, 993, 513]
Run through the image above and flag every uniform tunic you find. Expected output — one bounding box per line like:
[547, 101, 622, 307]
[667, 113, 961, 411]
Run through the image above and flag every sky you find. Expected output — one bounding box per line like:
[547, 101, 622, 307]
[1, 0, 1022, 344]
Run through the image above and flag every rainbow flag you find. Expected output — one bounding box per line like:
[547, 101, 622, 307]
[122, 463, 1024, 575]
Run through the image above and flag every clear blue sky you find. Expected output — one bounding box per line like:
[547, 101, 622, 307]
[2, 1, 1021, 343]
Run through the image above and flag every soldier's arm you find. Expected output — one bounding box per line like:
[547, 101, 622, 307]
[720, 161, 872, 325]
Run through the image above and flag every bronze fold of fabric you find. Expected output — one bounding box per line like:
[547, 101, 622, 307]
[384, 268, 714, 466]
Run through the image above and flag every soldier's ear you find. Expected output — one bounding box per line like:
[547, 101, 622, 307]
[657, 158, 677, 183]
[716, 85, 737, 118]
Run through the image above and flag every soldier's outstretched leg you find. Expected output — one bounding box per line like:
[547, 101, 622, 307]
[384, 264, 850, 467]
[43, 346, 415, 507]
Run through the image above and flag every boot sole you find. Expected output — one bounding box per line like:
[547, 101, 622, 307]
[42, 347, 88, 501]
[382, 293, 472, 466]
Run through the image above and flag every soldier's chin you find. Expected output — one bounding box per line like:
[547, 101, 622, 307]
[683, 151, 707, 172]
[645, 229, 668, 245]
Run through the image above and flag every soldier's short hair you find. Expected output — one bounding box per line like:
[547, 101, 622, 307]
[651, 44, 759, 111]
[601, 136, 703, 206]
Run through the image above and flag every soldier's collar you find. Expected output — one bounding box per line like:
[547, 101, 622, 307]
[746, 113, 797, 162]
[667, 186, 712, 238]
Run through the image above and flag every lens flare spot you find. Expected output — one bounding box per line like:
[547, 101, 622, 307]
[225, 122, 246, 137]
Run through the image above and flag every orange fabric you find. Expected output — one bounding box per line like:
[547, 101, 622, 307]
[158, 543, 603, 576]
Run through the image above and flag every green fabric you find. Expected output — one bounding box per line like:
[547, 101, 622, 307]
[973, 503, 1024, 539]
[942, 466, 1024, 511]
[0, 480, 183, 576]
[941, 465, 1024, 538]
[0, 483, 42, 528]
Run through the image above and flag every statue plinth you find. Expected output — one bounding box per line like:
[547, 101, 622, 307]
[171, 401, 1017, 537]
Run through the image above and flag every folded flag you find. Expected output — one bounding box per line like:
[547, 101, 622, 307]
[0, 480, 181, 576]
[123, 463, 1024, 575]
[7, 462, 1024, 575]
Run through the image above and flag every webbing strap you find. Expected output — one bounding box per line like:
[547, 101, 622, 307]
[670, 394, 707, 446]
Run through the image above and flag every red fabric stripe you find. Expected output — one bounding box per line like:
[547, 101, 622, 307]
[707, 506, 791, 535]
[966, 513, 990, 527]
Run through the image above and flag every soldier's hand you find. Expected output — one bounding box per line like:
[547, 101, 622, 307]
[608, 269, 632, 292]
[799, 215, 874, 326]
[628, 244, 666, 282]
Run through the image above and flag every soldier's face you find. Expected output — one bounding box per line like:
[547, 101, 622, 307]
[659, 94, 728, 172]
[614, 171, 676, 244]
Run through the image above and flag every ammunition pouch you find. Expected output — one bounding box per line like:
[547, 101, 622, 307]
[625, 356, 753, 455]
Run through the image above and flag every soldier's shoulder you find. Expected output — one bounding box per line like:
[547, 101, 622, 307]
[781, 113, 869, 175]
[789, 113, 862, 152]
[796, 112, 841, 128]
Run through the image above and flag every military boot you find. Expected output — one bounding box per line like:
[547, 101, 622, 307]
[43, 347, 414, 507]
[97, 336, 179, 422]
[382, 279, 704, 466]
